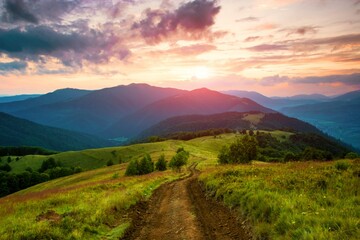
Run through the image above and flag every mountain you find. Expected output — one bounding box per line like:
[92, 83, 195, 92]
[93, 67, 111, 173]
[224, 90, 326, 110]
[0, 112, 115, 151]
[0, 88, 91, 113]
[0, 94, 41, 103]
[281, 90, 360, 150]
[0, 84, 185, 135]
[103, 88, 275, 138]
[139, 111, 321, 138]
[272, 94, 330, 101]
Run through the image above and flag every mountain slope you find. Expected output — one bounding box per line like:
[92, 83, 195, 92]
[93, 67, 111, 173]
[281, 91, 360, 149]
[0, 88, 91, 113]
[224, 90, 325, 110]
[0, 112, 115, 151]
[104, 88, 275, 138]
[0, 94, 41, 103]
[139, 111, 321, 138]
[2, 84, 185, 135]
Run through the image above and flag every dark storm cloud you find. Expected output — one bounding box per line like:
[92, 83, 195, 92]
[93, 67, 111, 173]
[4, 0, 38, 23]
[132, 0, 221, 43]
[0, 25, 129, 66]
[0, 60, 27, 74]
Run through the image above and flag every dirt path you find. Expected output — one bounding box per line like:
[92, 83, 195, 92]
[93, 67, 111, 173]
[123, 165, 251, 240]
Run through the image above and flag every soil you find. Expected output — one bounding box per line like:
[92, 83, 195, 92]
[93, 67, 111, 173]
[122, 165, 251, 240]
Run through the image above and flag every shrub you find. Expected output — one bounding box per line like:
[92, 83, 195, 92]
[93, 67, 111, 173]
[125, 160, 139, 176]
[335, 161, 350, 171]
[155, 154, 167, 171]
[169, 149, 189, 172]
[0, 163, 11, 172]
[39, 157, 61, 172]
[218, 135, 257, 164]
[138, 154, 154, 175]
[345, 152, 358, 159]
[107, 159, 114, 166]
[218, 146, 230, 164]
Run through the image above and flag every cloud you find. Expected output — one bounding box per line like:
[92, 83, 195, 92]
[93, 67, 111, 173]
[244, 36, 262, 42]
[295, 73, 360, 86]
[132, 0, 221, 43]
[0, 60, 27, 74]
[236, 16, 259, 22]
[0, 25, 129, 66]
[259, 75, 290, 86]
[280, 26, 319, 36]
[247, 44, 288, 51]
[252, 23, 278, 31]
[158, 44, 217, 56]
[4, 0, 38, 23]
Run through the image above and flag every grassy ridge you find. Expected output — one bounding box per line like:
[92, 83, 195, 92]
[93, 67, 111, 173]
[199, 160, 360, 239]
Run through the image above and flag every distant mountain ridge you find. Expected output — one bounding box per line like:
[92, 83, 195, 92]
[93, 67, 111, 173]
[0, 94, 41, 103]
[223, 90, 328, 110]
[0, 84, 185, 136]
[0, 112, 115, 151]
[103, 88, 275, 138]
[1, 83, 358, 150]
[139, 111, 321, 138]
[281, 90, 360, 150]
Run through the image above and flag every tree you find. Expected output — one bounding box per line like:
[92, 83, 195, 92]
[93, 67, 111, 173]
[7, 157, 11, 163]
[169, 149, 189, 172]
[0, 163, 12, 172]
[107, 159, 114, 166]
[218, 136, 257, 164]
[39, 158, 59, 172]
[218, 146, 230, 164]
[138, 154, 154, 175]
[345, 152, 359, 159]
[155, 154, 167, 171]
[125, 160, 139, 176]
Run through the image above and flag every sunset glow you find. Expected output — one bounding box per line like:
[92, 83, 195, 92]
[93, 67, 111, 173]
[0, 0, 359, 96]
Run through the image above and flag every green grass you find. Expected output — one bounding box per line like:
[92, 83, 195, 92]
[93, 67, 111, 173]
[199, 160, 360, 239]
[0, 163, 185, 239]
[2, 131, 358, 239]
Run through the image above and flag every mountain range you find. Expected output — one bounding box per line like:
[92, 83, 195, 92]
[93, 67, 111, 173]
[139, 111, 321, 139]
[0, 84, 358, 150]
[0, 112, 114, 151]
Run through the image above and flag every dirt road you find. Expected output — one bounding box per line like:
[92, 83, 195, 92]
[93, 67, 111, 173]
[123, 165, 251, 240]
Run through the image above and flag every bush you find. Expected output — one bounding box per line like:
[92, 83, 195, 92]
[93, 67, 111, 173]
[125, 160, 139, 176]
[125, 155, 155, 176]
[335, 161, 350, 171]
[106, 159, 114, 166]
[39, 158, 61, 172]
[155, 154, 167, 171]
[345, 152, 358, 159]
[139, 154, 154, 175]
[169, 149, 189, 172]
[218, 135, 257, 164]
[0, 163, 12, 172]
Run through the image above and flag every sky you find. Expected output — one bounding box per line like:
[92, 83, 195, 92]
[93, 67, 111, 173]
[0, 0, 359, 96]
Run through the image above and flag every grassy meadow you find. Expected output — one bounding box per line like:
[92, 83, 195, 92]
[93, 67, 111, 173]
[199, 160, 360, 239]
[0, 161, 185, 239]
[1, 132, 359, 239]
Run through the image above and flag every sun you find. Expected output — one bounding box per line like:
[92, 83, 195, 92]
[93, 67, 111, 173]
[194, 66, 212, 79]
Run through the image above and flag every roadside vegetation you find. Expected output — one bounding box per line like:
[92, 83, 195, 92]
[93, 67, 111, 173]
[199, 160, 360, 239]
[0, 162, 184, 239]
[0, 131, 358, 239]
